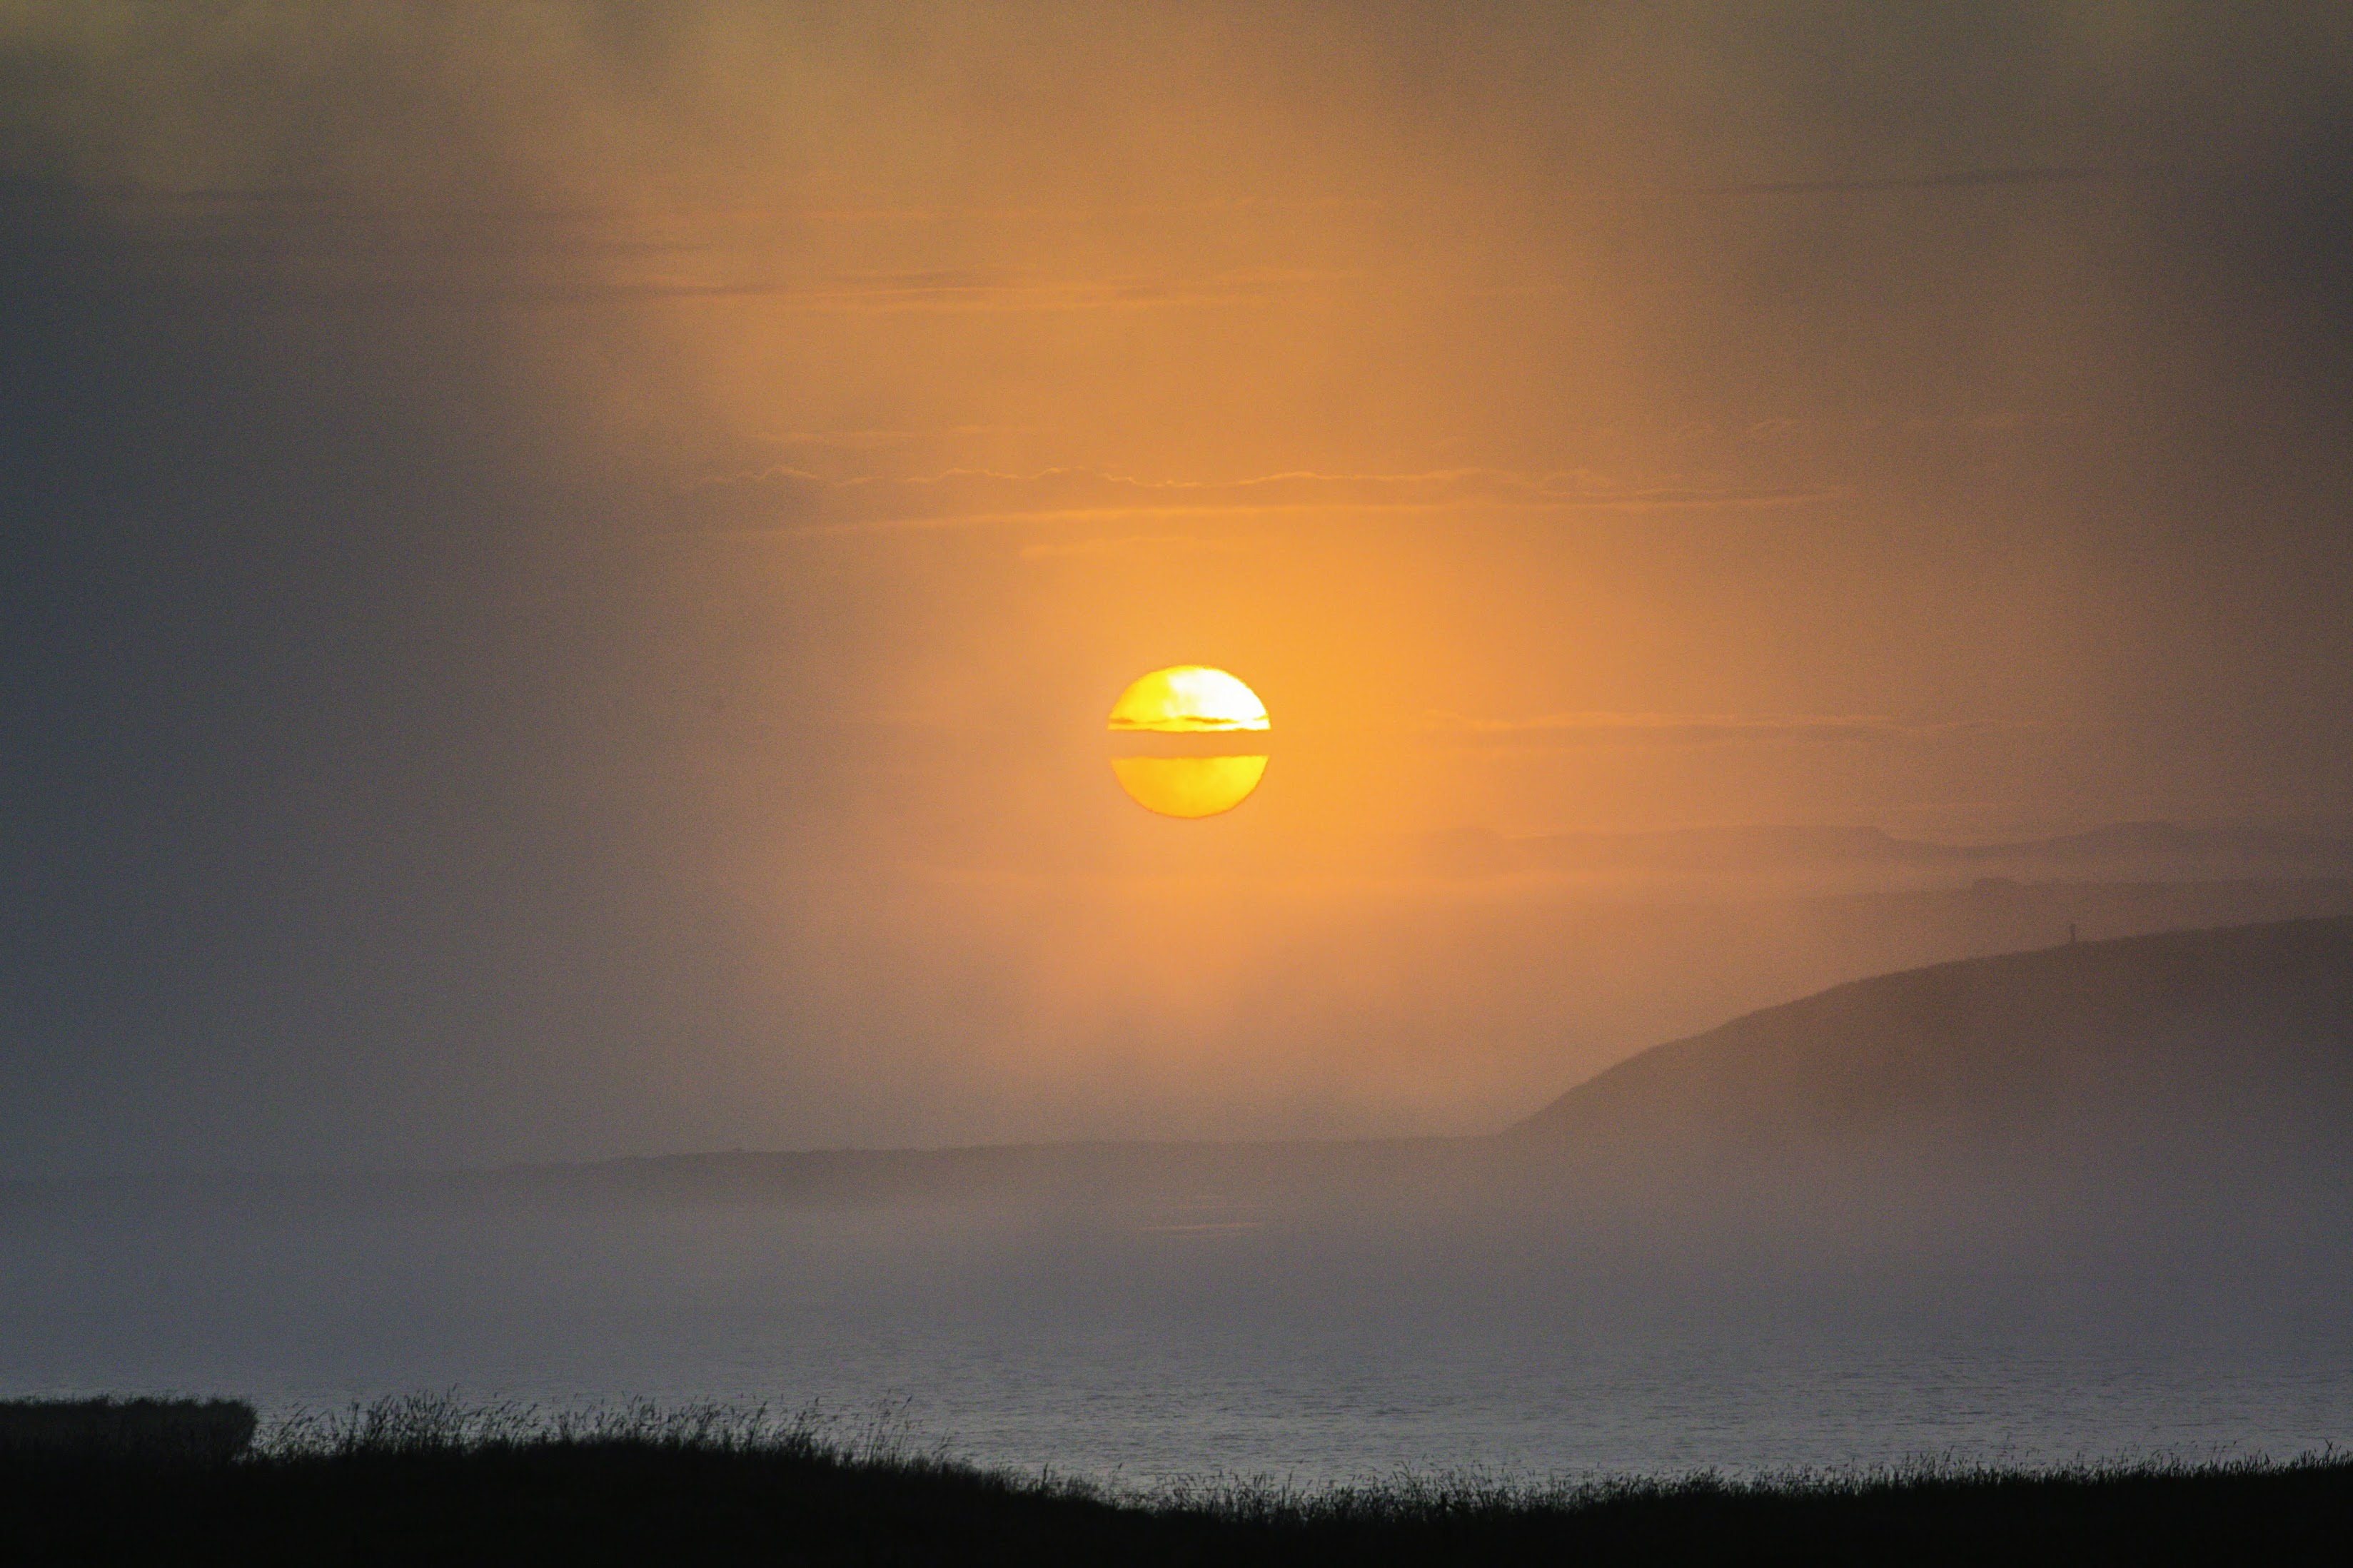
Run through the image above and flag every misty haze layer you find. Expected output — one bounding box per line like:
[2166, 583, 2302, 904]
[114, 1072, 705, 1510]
[4, 5, 2351, 1173]
[7, 921, 2351, 1480]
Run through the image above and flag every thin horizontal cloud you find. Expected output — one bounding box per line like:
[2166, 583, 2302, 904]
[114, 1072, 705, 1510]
[688, 466, 1837, 536]
[758, 430, 920, 451]
[5, 186, 1344, 312]
[793, 195, 1384, 224]
[41, 173, 2143, 224]
[34, 183, 1381, 223]
[1743, 410, 2080, 439]
[1016, 534, 1256, 559]
[1425, 711, 2005, 749]
[1686, 166, 2145, 196]
[688, 268, 1336, 313]
[82, 271, 1331, 311]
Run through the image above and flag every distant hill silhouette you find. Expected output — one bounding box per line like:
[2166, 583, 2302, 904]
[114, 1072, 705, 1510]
[1513, 917, 2353, 1175]
[17, 919, 2343, 1225]
[1414, 821, 2353, 889]
[448, 919, 2352, 1213]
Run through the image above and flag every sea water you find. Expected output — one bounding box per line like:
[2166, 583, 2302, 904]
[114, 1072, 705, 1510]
[2, 1188, 2347, 1484]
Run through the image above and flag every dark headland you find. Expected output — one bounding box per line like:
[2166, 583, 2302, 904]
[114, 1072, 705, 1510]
[1516, 912, 2353, 1155]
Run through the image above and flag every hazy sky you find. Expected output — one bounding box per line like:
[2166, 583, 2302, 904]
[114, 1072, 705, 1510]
[4, 4, 2349, 1173]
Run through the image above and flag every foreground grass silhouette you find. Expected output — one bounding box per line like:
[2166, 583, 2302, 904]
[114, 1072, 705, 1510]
[2, 1396, 2349, 1565]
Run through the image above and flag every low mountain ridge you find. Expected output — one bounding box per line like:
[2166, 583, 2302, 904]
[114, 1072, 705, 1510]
[1514, 916, 2353, 1169]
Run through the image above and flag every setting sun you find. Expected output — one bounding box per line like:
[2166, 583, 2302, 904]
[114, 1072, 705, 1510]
[1109, 666, 1269, 817]
[1107, 665, 1269, 733]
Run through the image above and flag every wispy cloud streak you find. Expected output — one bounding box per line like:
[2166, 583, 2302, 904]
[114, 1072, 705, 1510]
[1426, 711, 2012, 749]
[1684, 166, 2147, 196]
[688, 467, 1837, 536]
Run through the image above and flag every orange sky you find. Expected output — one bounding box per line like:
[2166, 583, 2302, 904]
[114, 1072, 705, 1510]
[4, 4, 2350, 1167]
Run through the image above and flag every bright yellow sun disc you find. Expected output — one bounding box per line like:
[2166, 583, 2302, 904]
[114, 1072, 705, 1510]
[1108, 666, 1269, 818]
[1110, 754, 1269, 819]
[1107, 665, 1269, 733]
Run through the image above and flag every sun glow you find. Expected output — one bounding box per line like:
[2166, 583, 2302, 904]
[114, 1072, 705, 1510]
[1108, 666, 1270, 818]
[1110, 754, 1271, 819]
[1107, 665, 1269, 733]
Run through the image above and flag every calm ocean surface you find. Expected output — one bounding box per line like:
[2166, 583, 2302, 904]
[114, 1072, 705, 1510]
[4, 1190, 2347, 1484]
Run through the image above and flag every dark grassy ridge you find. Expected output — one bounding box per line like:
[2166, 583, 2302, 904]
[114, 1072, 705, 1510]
[0, 1397, 254, 1462]
[3, 1399, 2349, 1566]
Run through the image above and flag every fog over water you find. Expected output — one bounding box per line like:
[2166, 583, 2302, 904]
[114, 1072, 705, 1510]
[6, 1168, 2350, 1483]
[16, 919, 2348, 1481]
